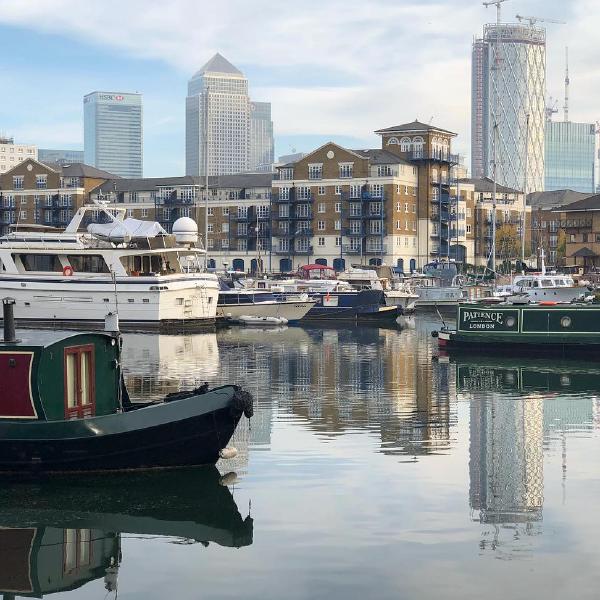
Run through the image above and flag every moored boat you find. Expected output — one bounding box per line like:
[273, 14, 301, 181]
[436, 301, 600, 356]
[0, 301, 253, 474]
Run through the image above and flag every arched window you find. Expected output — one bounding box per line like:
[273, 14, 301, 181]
[412, 136, 424, 157]
[315, 258, 327, 266]
[410, 258, 416, 272]
[400, 137, 411, 152]
[232, 258, 244, 271]
[207, 258, 216, 269]
[333, 258, 346, 271]
[279, 258, 292, 272]
[397, 258, 404, 272]
[386, 136, 399, 146]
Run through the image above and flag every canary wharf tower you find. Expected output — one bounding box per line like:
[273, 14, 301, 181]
[472, 22, 546, 192]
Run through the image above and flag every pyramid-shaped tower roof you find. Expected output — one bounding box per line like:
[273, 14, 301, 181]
[191, 53, 244, 79]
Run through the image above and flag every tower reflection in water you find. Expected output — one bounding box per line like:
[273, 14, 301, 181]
[0, 468, 252, 599]
[454, 357, 600, 556]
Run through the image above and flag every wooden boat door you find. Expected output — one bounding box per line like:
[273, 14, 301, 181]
[64, 345, 95, 419]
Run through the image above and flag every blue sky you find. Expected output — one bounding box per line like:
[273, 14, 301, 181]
[0, 0, 594, 177]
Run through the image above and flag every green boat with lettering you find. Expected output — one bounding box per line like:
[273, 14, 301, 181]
[436, 302, 600, 356]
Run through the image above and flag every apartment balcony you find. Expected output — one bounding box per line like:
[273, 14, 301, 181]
[431, 212, 450, 222]
[293, 245, 314, 255]
[343, 245, 362, 255]
[360, 192, 387, 202]
[293, 228, 313, 237]
[430, 177, 458, 187]
[362, 212, 384, 220]
[162, 196, 194, 206]
[408, 149, 460, 164]
[343, 228, 364, 237]
[347, 212, 364, 219]
[364, 245, 387, 255]
[272, 194, 314, 204]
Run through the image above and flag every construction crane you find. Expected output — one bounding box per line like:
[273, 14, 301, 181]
[545, 96, 558, 121]
[483, 0, 508, 23]
[515, 14, 566, 26]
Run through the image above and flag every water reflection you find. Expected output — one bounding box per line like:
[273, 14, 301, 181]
[450, 355, 600, 557]
[0, 468, 252, 598]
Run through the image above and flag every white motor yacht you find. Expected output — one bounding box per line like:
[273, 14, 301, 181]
[0, 203, 219, 329]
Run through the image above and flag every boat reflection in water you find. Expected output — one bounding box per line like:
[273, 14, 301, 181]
[449, 355, 599, 557]
[0, 467, 252, 598]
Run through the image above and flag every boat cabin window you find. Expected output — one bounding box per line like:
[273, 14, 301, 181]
[121, 254, 181, 276]
[17, 254, 62, 272]
[64, 345, 95, 419]
[66, 255, 109, 273]
[541, 279, 553, 287]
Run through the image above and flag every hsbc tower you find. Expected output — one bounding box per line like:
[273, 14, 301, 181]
[84, 91, 143, 177]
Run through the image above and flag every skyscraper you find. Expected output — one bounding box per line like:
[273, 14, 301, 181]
[249, 101, 274, 172]
[471, 22, 546, 192]
[545, 121, 596, 193]
[83, 91, 143, 178]
[186, 53, 250, 176]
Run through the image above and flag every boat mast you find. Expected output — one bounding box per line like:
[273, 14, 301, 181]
[204, 85, 210, 270]
[521, 113, 529, 266]
[483, 0, 507, 276]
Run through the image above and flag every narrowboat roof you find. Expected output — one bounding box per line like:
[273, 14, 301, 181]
[3, 329, 116, 349]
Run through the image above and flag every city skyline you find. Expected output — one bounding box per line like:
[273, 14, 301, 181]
[0, 0, 594, 178]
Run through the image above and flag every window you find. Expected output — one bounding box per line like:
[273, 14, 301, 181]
[64, 345, 95, 419]
[238, 222, 248, 235]
[370, 220, 383, 234]
[335, 237, 342, 247]
[222, 207, 230, 216]
[396, 202, 401, 211]
[318, 186, 326, 195]
[207, 223, 213, 233]
[280, 168, 293, 180]
[141, 208, 148, 218]
[297, 186, 311, 200]
[256, 205, 269, 218]
[279, 204, 289, 217]
[221, 223, 229, 233]
[335, 220, 341, 230]
[207, 238, 214, 249]
[36, 175, 47, 189]
[318, 220, 325, 231]
[318, 203, 326, 213]
[335, 186, 342, 195]
[207, 207, 214, 216]
[335, 202, 341, 213]
[238, 238, 247, 251]
[339, 163, 353, 178]
[318, 237, 326, 247]
[21, 254, 62, 271]
[279, 187, 290, 200]
[404, 203, 409, 213]
[350, 203, 361, 217]
[370, 184, 383, 198]
[308, 164, 323, 180]
[13, 176, 24, 189]
[411, 204, 416, 213]
[350, 185, 361, 199]
[377, 165, 392, 177]
[466, 224, 472, 234]
[238, 206, 248, 218]
[221, 239, 229, 249]
[64, 529, 92, 574]
[19, 210, 26, 220]
[396, 220, 401, 230]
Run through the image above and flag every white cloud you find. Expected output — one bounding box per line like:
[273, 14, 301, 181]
[0, 0, 597, 167]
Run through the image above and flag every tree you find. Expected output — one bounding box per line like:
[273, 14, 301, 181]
[555, 229, 567, 264]
[495, 224, 521, 264]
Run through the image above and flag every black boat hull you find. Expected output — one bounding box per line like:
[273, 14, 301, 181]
[0, 386, 246, 474]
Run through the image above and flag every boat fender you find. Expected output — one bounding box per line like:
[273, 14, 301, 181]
[219, 447, 238, 460]
[231, 387, 254, 418]
[431, 330, 439, 338]
[63, 265, 74, 276]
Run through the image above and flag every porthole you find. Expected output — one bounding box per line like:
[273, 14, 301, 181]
[506, 316, 516, 327]
[560, 375, 571, 387]
[560, 316, 572, 328]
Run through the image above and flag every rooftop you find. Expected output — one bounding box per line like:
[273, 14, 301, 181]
[553, 193, 600, 212]
[353, 148, 413, 166]
[93, 173, 273, 194]
[191, 53, 243, 79]
[41, 162, 120, 179]
[374, 120, 457, 136]
[528, 189, 593, 209]
[457, 177, 522, 195]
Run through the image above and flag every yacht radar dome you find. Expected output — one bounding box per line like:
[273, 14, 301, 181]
[172, 217, 198, 245]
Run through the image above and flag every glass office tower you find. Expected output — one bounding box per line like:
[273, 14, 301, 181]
[83, 92, 143, 178]
[545, 121, 595, 192]
[249, 101, 274, 172]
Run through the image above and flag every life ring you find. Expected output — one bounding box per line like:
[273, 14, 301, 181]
[539, 301, 557, 305]
[63, 265, 74, 277]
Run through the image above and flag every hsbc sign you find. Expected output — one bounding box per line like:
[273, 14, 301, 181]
[98, 94, 124, 101]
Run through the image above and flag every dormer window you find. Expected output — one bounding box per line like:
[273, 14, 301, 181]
[280, 168, 293, 180]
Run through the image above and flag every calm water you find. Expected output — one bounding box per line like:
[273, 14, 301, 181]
[5, 315, 600, 599]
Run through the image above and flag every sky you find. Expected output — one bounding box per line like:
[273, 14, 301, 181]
[0, 0, 597, 177]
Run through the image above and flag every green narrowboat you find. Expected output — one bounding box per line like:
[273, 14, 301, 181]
[0, 300, 252, 474]
[437, 302, 600, 356]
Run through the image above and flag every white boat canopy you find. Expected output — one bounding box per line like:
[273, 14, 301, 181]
[87, 218, 168, 243]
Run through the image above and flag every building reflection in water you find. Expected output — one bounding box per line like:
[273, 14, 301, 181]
[454, 358, 600, 556]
